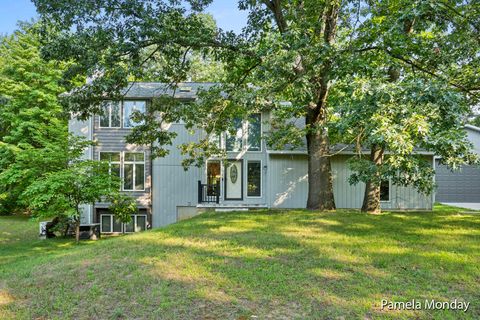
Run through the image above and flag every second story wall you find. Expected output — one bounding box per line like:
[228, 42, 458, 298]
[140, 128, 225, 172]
[92, 100, 151, 208]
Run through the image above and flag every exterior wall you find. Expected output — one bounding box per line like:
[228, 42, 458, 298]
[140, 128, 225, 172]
[69, 84, 436, 228]
[151, 123, 203, 227]
[268, 154, 433, 210]
[92, 113, 152, 209]
[69, 104, 153, 227]
[435, 125, 480, 203]
[151, 113, 270, 227]
[465, 125, 480, 154]
[68, 115, 94, 224]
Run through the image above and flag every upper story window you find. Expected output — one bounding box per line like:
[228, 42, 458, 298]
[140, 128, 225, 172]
[247, 114, 261, 151]
[123, 152, 145, 191]
[123, 101, 146, 128]
[99, 100, 146, 129]
[226, 118, 243, 152]
[100, 101, 121, 128]
[225, 113, 262, 152]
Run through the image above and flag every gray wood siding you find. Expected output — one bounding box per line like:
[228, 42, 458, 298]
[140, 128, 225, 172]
[151, 120, 270, 227]
[268, 154, 433, 210]
[268, 155, 308, 208]
[151, 123, 202, 227]
[93, 114, 152, 208]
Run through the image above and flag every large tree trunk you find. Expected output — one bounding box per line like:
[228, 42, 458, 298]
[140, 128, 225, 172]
[361, 144, 385, 213]
[306, 131, 336, 210]
[306, 105, 336, 210]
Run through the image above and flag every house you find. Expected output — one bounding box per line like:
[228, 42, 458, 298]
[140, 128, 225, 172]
[69, 82, 434, 233]
[434, 124, 480, 203]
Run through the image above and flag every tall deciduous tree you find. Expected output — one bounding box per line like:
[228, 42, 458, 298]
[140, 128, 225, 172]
[33, 0, 480, 211]
[0, 23, 68, 214]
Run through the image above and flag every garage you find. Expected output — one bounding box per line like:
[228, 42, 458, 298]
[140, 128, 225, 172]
[435, 161, 480, 203]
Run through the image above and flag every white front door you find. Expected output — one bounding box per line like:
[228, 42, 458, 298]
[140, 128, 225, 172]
[225, 160, 243, 200]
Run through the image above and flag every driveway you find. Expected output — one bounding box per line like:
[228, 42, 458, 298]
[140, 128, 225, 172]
[442, 203, 480, 211]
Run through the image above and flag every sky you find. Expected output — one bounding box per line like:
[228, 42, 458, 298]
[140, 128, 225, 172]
[0, 0, 248, 35]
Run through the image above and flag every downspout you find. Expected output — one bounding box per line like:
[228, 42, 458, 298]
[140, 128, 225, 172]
[89, 115, 94, 224]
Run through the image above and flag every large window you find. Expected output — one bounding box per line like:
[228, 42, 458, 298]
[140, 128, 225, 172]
[100, 101, 121, 128]
[225, 114, 261, 152]
[99, 152, 121, 179]
[380, 180, 390, 202]
[123, 101, 146, 128]
[123, 152, 145, 191]
[100, 214, 147, 233]
[247, 161, 262, 197]
[247, 114, 261, 151]
[226, 118, 243, 151]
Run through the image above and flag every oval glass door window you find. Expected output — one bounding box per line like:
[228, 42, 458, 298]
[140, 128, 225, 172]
[230, 164, 238, 183]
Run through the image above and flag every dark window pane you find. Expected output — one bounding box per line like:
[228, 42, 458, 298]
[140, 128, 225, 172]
[100, 152, 120, 162]
[100, 105, 110, 127]
[111, 164, 121, 178]
[226, 118, 243, 151]
[135, 153, 144, 161]
[111, 102, 121, 127]
[248, 114, 261, 151]
[247, 161, 261, 197]
[136, 216, 146, 231]
[99, 153, 109, 161]
[124, 164, 134, 190]
[124, 153, 136, 161]
[380, 180, 390, 201]
[101, 215, 111, 233]
[113, 218, 123, 232]
[135, 164, 145, 190]
[125, 217, 134, 232]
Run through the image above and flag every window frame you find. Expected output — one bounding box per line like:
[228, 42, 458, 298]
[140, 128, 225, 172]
[225, 117, 244, 152]
[100, 214, 113, 233]
[100, 214, 148, 233]
[224, 113, 262, 153]
[124, 214, 148, 233]
[122, 151, 146, 192]
[99, 101, 121, 129]
[246, 113, 262, 152]
[246, 160, 262, 198]
[380, 179, 391, 202]
[99, 151, 121, 175]
[123, 100, 146, 128]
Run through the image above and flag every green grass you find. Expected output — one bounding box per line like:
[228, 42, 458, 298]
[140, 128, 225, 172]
[1, 204, 479, 319]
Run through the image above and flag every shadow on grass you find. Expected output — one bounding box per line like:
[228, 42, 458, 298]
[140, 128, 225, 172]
[1, 208, 479, 319]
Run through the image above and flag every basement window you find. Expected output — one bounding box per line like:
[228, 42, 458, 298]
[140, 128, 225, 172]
[100, 214, 147, 233]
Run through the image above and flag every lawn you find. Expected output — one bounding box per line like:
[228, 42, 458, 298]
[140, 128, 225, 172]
[1, 205, 479, 319]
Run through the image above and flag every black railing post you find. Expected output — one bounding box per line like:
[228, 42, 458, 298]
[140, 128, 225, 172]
[216, 180, 220, 204]
[198, 180, 202, 203]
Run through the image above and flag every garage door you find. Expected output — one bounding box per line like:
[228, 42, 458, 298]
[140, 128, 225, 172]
[435, 160, 480, 202]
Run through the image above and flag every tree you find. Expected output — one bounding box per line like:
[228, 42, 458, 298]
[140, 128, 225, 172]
[33, 0, 480, 211]
[0, 22, 68, 215]
[22, 138, 127, 242]
[333, 75, 477, 213]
